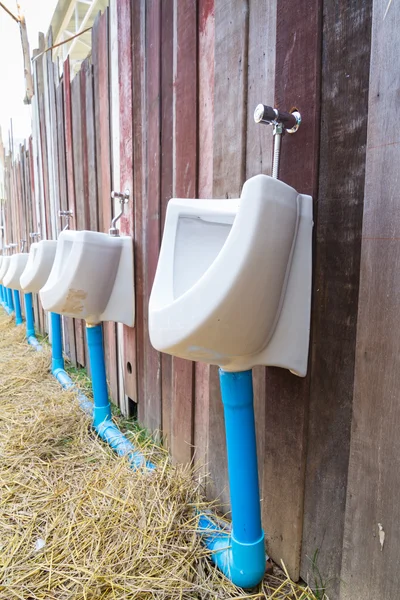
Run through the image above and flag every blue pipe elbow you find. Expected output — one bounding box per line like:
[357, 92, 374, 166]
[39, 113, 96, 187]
[95, 420, 155, 469]
[198, 369, 266, 588]
[198, 514, 266, 588]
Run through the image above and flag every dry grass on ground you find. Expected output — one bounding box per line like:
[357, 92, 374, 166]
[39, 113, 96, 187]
[0, 312, 326, 599]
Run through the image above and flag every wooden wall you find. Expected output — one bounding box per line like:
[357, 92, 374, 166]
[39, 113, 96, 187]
[2, 1, 399, 598]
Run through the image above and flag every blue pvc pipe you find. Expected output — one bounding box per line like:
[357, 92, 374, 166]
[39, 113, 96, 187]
[24, 293, 42, 350]
[198, 369, 266, 588]
[6, 287, 14, 313]
[86, 324, 111, 427]
[13, 290, 23, 325]
[50, 312, 64, 372]
[0, 284, 4, 304]
[86, 323, 153, 469]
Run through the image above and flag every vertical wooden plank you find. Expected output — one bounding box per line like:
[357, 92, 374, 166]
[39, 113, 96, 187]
[36, 34, 51, 241]
[244, 0, 276, 512]
[160, 0, 174, 446]
[71, 73, 87, 368]
[169, 0, 198, 464]
[131, 0, 147, 423]
[117, 0, 137, 412]
[340, 1, 399, 598]
[258, 0, 321, 580]
[194, 0, 214, 473]
[83, 60, 98, 234]
[141, 0, 162, 433]
[207, 0, 249, 509]
[94, 8, 119, 403]
[63, 57, 77, 365]
[300, 2, 372, 596]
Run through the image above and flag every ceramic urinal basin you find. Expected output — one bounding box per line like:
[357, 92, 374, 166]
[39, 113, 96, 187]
[20, 241, 58, 293]
[0, 256, 7, 284]
[3, 254, 29, 290]
[149, 174, 313, 377]
[40, 230, 134, 326]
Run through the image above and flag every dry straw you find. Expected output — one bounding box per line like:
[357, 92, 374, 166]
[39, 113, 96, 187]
[0, 313, 325, 599]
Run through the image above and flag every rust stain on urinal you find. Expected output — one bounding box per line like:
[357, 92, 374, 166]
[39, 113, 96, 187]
[62, 289, 87, 314]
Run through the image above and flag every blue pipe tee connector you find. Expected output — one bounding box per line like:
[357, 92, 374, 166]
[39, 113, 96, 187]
[198, 369, 266, 588]
[13, 290, 23, 325]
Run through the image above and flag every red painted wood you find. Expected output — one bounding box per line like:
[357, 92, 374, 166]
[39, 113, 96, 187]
[62, 57, 77, 365]
[170, 0, 198, 465]
[71, 73, 87, 368]
[261, 0, 322, 579]
[194, 0, 215, 474]
[94, 8, 119, 403]
[141, 0, 162, 432]
[160, 0, 174, 447]
[131, 0, 146, 423]
[117, 0, 137, 407]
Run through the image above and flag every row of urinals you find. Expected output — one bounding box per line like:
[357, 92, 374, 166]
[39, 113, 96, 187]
[0, 174, 313, 376]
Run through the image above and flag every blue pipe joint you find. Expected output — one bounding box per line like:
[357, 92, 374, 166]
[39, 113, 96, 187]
[50, 312, 64, 372]
[13, 290, 23, 325]
[198, 514, 265, 589]
[199, 369, 266, 588]
[86, 323, 112, 427]
[95, 420, 154, 469]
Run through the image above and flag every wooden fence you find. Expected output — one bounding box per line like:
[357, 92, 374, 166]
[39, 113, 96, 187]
[1, 1, 399, 598]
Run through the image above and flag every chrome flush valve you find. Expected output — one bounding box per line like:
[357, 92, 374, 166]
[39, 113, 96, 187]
[254, 104, 301, 179]
[30, 232, 41, 241]
[8, 243, 17, 254]
[20, 239, 26, 252]
[109, 189, 130, 237]
[59, 210, 74, 231]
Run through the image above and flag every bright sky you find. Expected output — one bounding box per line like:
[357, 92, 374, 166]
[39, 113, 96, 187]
[0, 0, 58, 146]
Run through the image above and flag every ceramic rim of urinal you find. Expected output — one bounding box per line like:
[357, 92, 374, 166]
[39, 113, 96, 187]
[40, 230, 135, 326]
[149, 174, 313, 376]
[3, 253, 29, 290]
[20, 240, 58, 293]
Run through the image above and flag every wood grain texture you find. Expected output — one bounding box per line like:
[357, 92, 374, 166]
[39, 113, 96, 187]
[340, 1, 399, 598]
[63, 57, 77, 365]
[36, 34, 51, 240]
[142, 0, 162, 433]
[131, 0, 147, 424]
[160, 0, 174, 447]
[300, 2, 372, 597]
[117, 0, 137, 409]
[94, 8, 119, 404]
[262, 0, 322, 580]
[245, 0, 276, 531]
[170, 0, 198, 465]
[71, 73, 87, 368]
[194, 0, 214, 474]
[208, 0, 249, 510]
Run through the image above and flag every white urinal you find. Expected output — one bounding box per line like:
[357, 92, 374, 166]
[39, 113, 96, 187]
[3, 253, 29, 290]
[20, 241, 58, 293]
[40, 230, 134, 326]
[149, 174, 313, 377]
[0, 256, 9, 284]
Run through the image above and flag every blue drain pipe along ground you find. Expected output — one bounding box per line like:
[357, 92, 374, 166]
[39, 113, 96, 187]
[198, 369, 266, 588]
[86, 323, 154, 469]
[13, 290, 23, 325]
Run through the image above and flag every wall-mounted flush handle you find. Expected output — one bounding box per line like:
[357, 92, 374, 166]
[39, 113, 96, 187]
[8, 243, 17, 254]
[30, 232, 41, 240]
[254, 104, 301, 179]
[20, 239, 26, 252]
[109, 189, 130, 237]
[59, 210, 74, 231]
